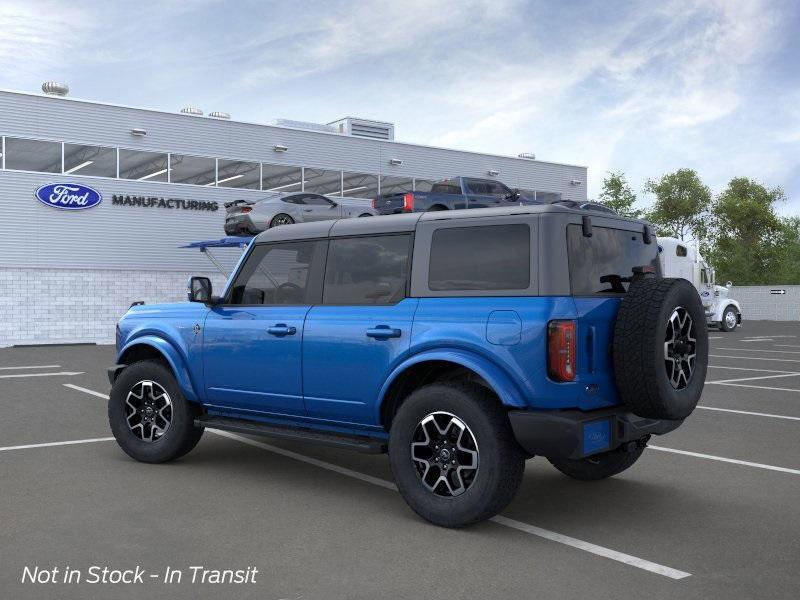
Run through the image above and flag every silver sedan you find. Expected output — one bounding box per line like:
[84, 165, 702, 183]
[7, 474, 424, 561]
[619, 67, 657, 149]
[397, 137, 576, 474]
[224, 192, 376, 235]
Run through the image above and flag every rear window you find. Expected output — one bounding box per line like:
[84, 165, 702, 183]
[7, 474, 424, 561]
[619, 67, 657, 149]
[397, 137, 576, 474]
[567, 225, 659, 295]
[429, 224, 530, 291]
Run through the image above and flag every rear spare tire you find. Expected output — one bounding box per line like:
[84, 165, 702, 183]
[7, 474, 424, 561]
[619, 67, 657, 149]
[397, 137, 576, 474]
[613, 277, 708, 420]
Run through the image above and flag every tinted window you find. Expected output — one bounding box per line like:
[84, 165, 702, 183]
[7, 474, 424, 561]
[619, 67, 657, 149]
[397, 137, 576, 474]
[342, 172, 379, 199]
[305, 168, 342, 196]
[414, 179, 436, 192]
[380, 175, 413, 195]
[465, 179, 491, 195]
[5, 138, 61, 173]
[229, 241, 320, 305]
[324, 235, 410, 305]
[304, 194, 334, 206]
[567, 225, 660, 295]
[487, 181, 512, 197]
[429, 225, 530, 291]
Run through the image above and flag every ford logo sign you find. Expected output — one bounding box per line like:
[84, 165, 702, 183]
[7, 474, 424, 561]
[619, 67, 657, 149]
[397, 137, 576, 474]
[35, 183, 102, 210]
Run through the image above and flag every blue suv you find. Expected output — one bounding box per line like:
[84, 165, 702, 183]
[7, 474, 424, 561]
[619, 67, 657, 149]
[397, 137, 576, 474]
[109, 205, 708, 527]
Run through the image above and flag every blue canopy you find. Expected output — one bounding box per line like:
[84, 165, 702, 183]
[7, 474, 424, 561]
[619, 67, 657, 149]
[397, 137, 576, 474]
[180, 236, 253, 250]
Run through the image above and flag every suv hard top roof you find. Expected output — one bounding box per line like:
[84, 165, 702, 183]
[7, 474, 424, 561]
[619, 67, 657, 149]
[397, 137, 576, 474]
[252, 204, 648, 244]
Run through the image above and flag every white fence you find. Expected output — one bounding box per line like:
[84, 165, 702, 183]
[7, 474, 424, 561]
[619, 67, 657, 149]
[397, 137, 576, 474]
[730, 285, 800, 321]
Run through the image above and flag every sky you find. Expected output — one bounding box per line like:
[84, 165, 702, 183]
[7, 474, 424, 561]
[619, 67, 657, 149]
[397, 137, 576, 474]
[1, 0, 799, 213]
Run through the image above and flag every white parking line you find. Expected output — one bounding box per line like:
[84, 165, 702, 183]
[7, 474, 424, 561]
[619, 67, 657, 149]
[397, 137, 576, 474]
[211, 429, 691, 580]
[710, 354, 800, 363]
[0, 364, 61, 370]
[775, 344, 800, 349]
[649, 446, 800, 475]
[707, 373, 800, 384]
[716, 347, 800, 355]
[64, 383, 110, 399]
[738, 338, 773, 342]
[708, 365, 800, 374]
[697, 406, 800, 421]
[710, 382, 800, 393]
[0, 437, 114, 452]
[0, 371, 84, 379]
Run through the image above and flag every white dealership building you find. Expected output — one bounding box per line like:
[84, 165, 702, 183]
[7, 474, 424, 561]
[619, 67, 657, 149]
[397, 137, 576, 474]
[0, 84, 588, 346]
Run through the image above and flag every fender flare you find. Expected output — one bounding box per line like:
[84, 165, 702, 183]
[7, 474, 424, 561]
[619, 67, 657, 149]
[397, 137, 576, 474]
[714, 299, 742, 322]
[375, 348, 527, 423]
[117, 335, 200, 402]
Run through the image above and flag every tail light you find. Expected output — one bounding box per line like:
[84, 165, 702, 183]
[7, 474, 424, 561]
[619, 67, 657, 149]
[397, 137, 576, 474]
[402, 193, 414, 212]
[241, 207, 252, 213]
[371, 198, 377, 209]
[548, 320, 576, 382]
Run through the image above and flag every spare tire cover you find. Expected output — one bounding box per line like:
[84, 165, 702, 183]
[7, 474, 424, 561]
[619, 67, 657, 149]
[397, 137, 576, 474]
[612, 277, 708, 420]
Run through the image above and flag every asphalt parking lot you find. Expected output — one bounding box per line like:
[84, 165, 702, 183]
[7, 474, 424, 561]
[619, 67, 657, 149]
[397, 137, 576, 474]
[2, 321, 799, 599]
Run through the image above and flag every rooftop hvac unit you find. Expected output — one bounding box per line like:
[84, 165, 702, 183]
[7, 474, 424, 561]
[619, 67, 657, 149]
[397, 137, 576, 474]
[518, 152, 536, 160]
[208, 111, 231, 119]
[328, 117, 395, 141]
[269, 119, 337, 134]
[180, 106, 203, 116]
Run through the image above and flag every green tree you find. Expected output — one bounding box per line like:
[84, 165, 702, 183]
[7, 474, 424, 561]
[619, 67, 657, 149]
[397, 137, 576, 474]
[707, 177, 786, 285]
[643, 169, 711, 241]
[597, 171, 640, 218]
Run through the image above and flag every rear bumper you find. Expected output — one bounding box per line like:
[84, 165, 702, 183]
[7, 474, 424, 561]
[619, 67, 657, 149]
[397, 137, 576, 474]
[224, 215, 256, 235]
[508, 407, 683, 460]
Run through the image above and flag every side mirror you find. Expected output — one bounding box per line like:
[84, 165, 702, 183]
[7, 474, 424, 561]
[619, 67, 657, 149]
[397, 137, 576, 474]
[329, 200, 338, 208]
[188, 276, 212, 303]
[726, 281, 733, 288]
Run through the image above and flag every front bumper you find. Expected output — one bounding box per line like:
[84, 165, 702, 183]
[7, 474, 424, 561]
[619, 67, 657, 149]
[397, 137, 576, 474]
[508, 407, 683, 460]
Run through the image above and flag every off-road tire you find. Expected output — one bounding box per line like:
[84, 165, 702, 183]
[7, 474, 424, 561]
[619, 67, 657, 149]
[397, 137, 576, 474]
[389, 383, 525, 528]
[720, 306, 738, 332]
[548, 444, 646, 481]
[613, 277, 708, 420]
[109, 360, 204, 463]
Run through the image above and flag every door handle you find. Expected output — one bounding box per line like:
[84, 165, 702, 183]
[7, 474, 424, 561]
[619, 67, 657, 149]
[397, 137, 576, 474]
[366, 325, 402, 339]
[267, 324, 297, 336]
[303, 208, 313, 212]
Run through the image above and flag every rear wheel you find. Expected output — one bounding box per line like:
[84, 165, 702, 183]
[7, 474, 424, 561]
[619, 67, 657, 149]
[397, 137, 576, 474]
[389, 383, 525, 528]
[720, 306, 738, 332]
[108, 360, 203, 463]
[269, 213, 294, 227]
[549, 442, 646, 481]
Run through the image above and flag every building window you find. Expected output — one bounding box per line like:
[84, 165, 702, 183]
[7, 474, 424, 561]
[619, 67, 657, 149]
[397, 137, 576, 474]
[341, 172, 379, 199]
[534, 191, 562, 203]
[676, 245, 688, 257]
[4, 137, 61, 173]
[429, 225, 530, 291]
[262, 164, 302, 192]
[304, 168, 342, 196]
[379, 175, 413, 196]
[63, 144, 117, 177]
[217, 159, 260, 189]
[170, 154, 216, 186]
[323, 234, 411, 305]
[119, 149, 169, 182]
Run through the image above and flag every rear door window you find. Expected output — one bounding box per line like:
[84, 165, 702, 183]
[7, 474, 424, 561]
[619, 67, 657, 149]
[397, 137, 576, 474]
[323, 235, 411, 305]
[429, 224, 530, 291]
[430, 181, 462, 195]
[567, 225, 659, 295]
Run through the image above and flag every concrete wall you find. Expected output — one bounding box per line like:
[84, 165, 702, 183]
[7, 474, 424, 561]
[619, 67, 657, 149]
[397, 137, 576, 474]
[730, 285, 800, 322]
[0, 268, 228, 347]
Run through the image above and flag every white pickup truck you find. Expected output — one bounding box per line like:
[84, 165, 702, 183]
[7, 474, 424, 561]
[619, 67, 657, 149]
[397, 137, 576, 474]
[658, 237, 742, 332]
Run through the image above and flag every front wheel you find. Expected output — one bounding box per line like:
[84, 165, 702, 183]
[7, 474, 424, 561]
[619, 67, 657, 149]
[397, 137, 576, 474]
[548, 443, 646, 481]
[389, 383, 525, 528]
[720, 306, 738, 332]
[108, 360, 204, 463]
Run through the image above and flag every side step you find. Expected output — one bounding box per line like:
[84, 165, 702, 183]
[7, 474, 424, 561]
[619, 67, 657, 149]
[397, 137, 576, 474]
[195, 416, 387, 454]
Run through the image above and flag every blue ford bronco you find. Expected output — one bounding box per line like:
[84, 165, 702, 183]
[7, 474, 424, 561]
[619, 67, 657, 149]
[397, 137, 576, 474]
[109, 205, 708, 527]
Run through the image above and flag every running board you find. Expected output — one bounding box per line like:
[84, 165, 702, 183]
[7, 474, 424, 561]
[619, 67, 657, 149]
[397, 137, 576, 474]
[195, 416, 387, 454]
